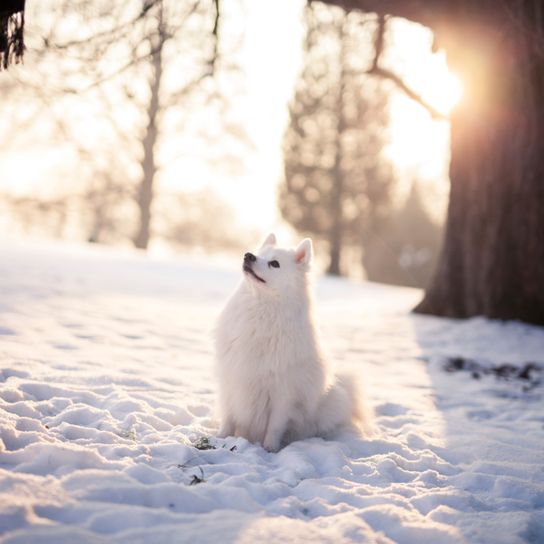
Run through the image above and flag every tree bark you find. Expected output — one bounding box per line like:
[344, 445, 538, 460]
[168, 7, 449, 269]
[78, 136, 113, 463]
[134, 30, 163, 250]
[416, 26, 544, 324]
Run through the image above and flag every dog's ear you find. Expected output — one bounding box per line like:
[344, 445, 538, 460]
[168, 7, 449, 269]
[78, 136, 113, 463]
[295, 238, 313, 265]
[260, 233, 276, 248]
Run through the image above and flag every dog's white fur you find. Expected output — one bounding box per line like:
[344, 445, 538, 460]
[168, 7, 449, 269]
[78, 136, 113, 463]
[215, 234, 363, 451]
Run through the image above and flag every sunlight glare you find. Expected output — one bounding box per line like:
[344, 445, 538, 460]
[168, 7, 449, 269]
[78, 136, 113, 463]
[433, 71, 463, 114]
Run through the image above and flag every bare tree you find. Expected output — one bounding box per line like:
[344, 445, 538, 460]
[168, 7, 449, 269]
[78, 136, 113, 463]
[129, 0, 224, 249]
[5, 0, 240, 250]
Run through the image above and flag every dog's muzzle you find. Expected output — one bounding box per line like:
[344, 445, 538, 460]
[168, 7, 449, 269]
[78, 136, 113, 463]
[242, 253, 265, 283]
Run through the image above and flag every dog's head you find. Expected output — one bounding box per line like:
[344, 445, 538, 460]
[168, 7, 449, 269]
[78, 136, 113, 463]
[242, 233, 312, 294]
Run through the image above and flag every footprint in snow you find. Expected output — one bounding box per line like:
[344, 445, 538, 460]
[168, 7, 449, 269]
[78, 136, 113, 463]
[375, 402, 409, 417]
[53, 343, 79, 351]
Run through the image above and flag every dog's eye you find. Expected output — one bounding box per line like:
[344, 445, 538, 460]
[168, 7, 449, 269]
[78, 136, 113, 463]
[268, 260, 280, 269]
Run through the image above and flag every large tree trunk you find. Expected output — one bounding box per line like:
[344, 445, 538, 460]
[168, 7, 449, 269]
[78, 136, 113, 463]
[134, 37, 163, 250]
[415, 22, 544, 325]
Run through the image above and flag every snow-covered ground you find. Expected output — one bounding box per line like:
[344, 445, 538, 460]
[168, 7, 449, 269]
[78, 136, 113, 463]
[1, 242, 543, 544]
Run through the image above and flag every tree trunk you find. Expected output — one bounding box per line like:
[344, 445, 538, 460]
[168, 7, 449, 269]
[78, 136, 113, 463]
[327, 17, 348, 277]
[328, 241, 341, 275]
[415, 25, 544, 325]
[134, 36, 163, 250]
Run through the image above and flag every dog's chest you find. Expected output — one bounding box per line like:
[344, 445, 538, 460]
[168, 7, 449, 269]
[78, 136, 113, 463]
[237, 312, 288, 356]
[221, 300, 302, 370]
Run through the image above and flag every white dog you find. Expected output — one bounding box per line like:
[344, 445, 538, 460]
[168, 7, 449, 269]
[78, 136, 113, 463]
[215, 234, 363, 451]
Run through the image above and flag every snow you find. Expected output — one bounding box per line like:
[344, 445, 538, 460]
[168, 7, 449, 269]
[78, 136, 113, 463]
[1, 242, 543, 544]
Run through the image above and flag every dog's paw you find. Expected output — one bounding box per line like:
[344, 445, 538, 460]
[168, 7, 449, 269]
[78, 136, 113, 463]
[263, 437, 280, 453]
[217, 420, 234, 439]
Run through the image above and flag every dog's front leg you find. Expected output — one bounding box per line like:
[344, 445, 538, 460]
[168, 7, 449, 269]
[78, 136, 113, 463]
[263, 405, 289, 452]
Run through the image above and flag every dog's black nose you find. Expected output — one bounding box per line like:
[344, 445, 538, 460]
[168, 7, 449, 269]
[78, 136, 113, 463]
[244, 252, 256, 263]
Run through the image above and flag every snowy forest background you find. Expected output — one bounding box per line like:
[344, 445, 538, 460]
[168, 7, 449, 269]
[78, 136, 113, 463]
[0, 0, 452, 289]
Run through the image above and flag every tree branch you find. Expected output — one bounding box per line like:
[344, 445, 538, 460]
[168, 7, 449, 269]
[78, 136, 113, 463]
[316, 0, 509, 34]
[50, 9, 147, 51]
[365, 12, 448, 120]
[367, 66, 447, 120]
[209, 0, 220, 75]
[370, 13, 385, 71]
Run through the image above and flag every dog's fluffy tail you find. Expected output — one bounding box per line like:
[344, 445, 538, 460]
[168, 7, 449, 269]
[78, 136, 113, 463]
[316, 374, 370, 437]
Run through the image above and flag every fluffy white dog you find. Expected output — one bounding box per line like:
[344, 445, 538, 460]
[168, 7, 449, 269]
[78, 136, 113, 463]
[215, 234, 363, 451]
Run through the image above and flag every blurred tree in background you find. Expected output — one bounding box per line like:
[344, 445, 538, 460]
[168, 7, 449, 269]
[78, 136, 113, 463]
[280, 4, 394, 276]
[2, 0, 247, 250]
